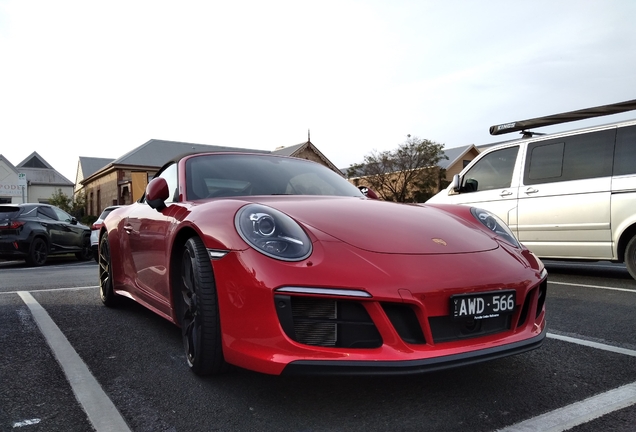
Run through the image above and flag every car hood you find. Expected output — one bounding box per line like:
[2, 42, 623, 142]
[245, 197, 498, 254]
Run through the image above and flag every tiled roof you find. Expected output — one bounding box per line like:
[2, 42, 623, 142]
[111, 139, 269, 168]
[78, 157, 114, 178]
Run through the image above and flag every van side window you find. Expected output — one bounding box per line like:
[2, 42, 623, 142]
[614, 125, 636, 176]
[461, 146, 519, 192]
[524, 129, 615, 185]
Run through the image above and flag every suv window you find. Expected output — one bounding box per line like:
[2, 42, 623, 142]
[614, 125, 636, 176]
[462, 146, 519, 192]
[524, 129, 615, 185]
[38, 206, 57, 220]
[51, 207, 74, 223]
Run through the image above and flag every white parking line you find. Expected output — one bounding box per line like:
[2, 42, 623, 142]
[497, 382, 636, 432]
[0, 286, 98, 295]
[549, 281, 636, 293]
[498, 333, 636, 431]
[17, 291, 131, 432]
[547, 333, 636, 357]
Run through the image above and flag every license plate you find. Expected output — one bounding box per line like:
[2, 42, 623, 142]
[451, 290, 516, 320]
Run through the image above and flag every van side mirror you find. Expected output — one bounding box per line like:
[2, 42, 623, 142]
[450, 174, 461, 192]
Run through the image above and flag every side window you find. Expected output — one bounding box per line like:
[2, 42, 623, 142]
[52, 207, 73, 223]
[524, 129, 615, 185]
[37, 207, 56, 220]
[462, 146, 519, 192]
[528, 142, 564, 180]
[159, 163, 179, 203]
[614, 125, 636, 176]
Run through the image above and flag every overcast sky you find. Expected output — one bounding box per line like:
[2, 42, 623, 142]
[1, 0, 635, 182]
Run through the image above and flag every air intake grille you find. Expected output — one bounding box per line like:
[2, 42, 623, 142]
[292, 298, 337, 347]
[274, 294, 382, 348]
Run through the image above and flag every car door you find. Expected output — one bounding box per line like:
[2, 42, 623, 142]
[439, 145, 522, 231]
[50, 206, 86, 250]
[516, 128, 616, 259]
[126, 163, 179, 305]
[36, 206, 68, 252]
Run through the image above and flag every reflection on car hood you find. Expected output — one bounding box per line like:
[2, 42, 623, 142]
[247, 197, 498, 254]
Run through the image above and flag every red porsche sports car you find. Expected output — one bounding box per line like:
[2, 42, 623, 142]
[99, 152, 547, 376]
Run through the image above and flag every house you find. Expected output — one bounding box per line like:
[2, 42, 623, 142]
[77, 138, 341, 217]
[0, 152, 73, 204]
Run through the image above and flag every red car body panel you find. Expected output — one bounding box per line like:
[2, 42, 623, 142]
[102, 153, 547, 375]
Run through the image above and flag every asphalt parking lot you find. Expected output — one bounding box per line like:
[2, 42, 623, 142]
[0, 257, 635, 431]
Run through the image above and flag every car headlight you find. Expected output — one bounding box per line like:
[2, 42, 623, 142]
[235, 204, 312, 261]
[470, 207, 520, 248]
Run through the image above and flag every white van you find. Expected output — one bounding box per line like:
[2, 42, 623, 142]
[428, 117, 636, 280]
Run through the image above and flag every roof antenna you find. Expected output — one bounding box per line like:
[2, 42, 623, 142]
[308, 129, 311, 143]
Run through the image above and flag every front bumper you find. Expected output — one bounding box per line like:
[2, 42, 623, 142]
[282, 326, 546, 375]
[212, 243, 548, 376]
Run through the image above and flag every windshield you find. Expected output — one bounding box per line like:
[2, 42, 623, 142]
[185, 154, 363, 200]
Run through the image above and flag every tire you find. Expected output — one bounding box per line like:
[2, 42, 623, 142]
[179, 236, 227, 375]
[98, 234, 120, 307]
[626, 235, 636, 281]
[75, 235, 93, 261]
[26, 237, 48, 266]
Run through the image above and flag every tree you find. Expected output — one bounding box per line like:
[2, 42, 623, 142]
[347, 136, 448, 203]
[48, 189, 87, 219]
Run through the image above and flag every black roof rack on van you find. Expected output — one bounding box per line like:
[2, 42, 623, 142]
[489, 99, 636, 136]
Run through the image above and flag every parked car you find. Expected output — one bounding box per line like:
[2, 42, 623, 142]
[428, 118, 636, 280]
[98, 152, 547, 376]
[0, 203, 92, 266]
[90, 205, 122, 262]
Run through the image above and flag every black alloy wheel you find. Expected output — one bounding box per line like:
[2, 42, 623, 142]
[98, 234, 119, 307]
[26, 237, 48, 266]
[180, 236, 227, 375]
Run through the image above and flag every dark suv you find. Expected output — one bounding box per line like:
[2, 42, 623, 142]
[0, 203, 92, 266]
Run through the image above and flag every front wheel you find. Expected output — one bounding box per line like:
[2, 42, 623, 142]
[75, 235, 93, 261]
[625, 235, 636, 281]
[179, 236, 227, 375]
[98, 234, 120, 307]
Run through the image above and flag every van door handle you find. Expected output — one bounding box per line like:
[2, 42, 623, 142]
[524, 187, 539, 194]
[500, 190, 513, 197]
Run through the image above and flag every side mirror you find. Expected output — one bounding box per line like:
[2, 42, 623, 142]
[358, 186, 379, 200]
[146, 177, 169, 211]
[70, 217, 78, 225]
[450, 174, 461, 193]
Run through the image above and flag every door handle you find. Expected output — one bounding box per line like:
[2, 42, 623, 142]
[524, 187, 539, 194]
[500, 190, 513, 197]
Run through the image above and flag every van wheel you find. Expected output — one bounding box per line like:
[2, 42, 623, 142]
[626, 235, 636, 281]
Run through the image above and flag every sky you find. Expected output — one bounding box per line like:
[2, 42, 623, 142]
[1, 0, 635, 182]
